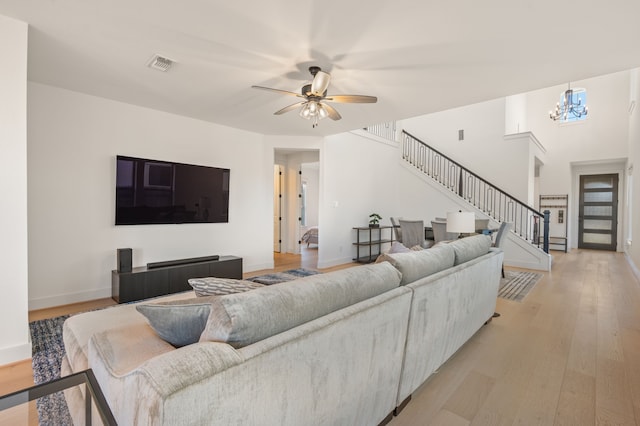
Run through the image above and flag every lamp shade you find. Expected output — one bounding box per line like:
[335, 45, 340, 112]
[446, 211, 475, 233]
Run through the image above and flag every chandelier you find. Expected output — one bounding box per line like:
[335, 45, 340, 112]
[549, 83, 588, 121]
[299, 100, 329, 128]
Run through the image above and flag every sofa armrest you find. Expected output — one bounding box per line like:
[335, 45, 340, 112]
[89, 330, 244, 424]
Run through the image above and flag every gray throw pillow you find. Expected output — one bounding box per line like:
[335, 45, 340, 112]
[188, 277, 265, 297]
[136, 303, 211, 347]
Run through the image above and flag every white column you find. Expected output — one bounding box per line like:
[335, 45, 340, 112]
[0, 14, 31, 365]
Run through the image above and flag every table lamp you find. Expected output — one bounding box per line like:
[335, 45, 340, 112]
[446, 211, 475, 234]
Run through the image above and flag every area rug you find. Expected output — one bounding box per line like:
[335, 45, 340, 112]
[28, 268, 319, 424]
[247, 267, 320, 285]
[30, 314, 73, 425]
[498, 270, 543, 302]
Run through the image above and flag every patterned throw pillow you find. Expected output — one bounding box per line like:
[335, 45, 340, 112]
[188, 277, 265, 297]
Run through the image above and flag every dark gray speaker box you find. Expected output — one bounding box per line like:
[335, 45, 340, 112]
[117, 248, 132, 272]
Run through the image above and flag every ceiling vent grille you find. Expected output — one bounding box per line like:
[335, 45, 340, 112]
[147, 54, 174, 72]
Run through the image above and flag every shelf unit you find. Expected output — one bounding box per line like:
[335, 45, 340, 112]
[352, 225, 395, 263]
[539, 194, 568, 253]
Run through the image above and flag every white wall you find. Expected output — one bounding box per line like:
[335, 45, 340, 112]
[505, 94, 528, 134]
[318, 132, 399, 268]
[0, 15, 30, 364]
[525, 72, 631, 250]
[401, 98, 532, 202]
[526, 72, 630, 196]
[27, 82, 274, 309]
[627, 69, 640, 275]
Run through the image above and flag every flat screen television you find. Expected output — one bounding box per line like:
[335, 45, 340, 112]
[115, 155, 230, 225]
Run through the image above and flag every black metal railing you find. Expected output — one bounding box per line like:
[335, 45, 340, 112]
[401, 130, 549, 252]
[363, 121, 397, 142]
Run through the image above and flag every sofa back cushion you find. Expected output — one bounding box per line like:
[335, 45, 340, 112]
[383, 244, 456, 285]
[199, 261, 402, 348]
[448, 234, 492, 265]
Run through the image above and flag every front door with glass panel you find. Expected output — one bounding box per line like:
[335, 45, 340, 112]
[578, 174, 618, 251]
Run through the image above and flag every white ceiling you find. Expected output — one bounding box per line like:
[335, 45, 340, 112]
[3, 0, 640, 136]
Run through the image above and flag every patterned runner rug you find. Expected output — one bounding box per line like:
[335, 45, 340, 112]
[246, 267, 320, 285]
[498, 270, 543, 302]
[28, 268, 319, 424]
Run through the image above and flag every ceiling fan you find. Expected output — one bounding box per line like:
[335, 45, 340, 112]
[252, 66, 377, 128]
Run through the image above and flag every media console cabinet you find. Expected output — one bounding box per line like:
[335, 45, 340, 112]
[111, 255, 243, 303]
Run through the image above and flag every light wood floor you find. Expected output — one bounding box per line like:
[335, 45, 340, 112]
[391, 249, 640, 425]
[2, 249, 640, 425]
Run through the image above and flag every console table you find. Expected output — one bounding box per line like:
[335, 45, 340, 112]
[112, 255, 242, 303]
[352, 226, 394, 263]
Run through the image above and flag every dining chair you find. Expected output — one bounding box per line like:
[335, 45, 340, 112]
[493, 221, 512, 278]
[431, 220, 459, 243]
[399, 219, 431, 249]
[390, 217, 403, 243]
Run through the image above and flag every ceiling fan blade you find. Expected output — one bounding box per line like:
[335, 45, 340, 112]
[274, 102, 306, 115]
[252, 85, 302, 98]
[325, 95, 378, 103]
[310, 71, 331, 96]
[322, 103, 342, 121]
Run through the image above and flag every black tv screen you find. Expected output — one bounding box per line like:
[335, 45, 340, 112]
[115, 155, 230, 225]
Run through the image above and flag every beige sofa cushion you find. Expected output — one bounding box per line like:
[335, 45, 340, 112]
[448, 234, 492, 265]
[200, 261, 402, 348]
[382, 244, 456, 285]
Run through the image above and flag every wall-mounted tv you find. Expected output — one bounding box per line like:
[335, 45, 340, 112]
[115, 155, 230, 225]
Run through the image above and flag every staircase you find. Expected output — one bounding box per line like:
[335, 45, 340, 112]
[362, 123, 551, 270]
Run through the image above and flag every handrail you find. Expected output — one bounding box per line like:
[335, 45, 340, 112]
[401, 130, 549, 252]
[363, 121, 397, 142]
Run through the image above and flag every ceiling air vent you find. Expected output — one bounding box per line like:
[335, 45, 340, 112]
[147, 54, 174, 72]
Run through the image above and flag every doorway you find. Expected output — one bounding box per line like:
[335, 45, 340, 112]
[273, 165, 283, 253]
[273, 149, 320, 265]
[578, 173, 618, 251]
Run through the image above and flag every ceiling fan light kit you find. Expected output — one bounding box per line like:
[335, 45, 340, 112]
[252, 66, 377, 128]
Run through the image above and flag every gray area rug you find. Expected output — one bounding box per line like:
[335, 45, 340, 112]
[30, 315, 73, 425]
[246, 267, 320, 285]
[498, 270, 543, 302]
[28, 268, 319, 424]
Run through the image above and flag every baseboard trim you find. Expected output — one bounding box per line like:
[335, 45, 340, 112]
[0, 341, 32, 366]
[317, 256, 354, 269]
[625, 252, 640, 283]
[243, 261, 275, 274]
[29, 287, 111, 311]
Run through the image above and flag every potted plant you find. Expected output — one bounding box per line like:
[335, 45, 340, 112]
[369, 213, 382, 228]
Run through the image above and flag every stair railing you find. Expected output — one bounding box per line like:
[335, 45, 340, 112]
[401, 130, 549, 252]
[363, 121, 398, 142]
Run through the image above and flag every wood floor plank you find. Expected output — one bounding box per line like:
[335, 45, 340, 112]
[430, 408, 470, 426]
[595, 351, 637, 424]
[554, 369, 596, 426]
[443, 371, 496, 421]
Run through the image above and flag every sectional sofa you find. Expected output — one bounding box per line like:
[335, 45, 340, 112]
[62, 234, 503, 425]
